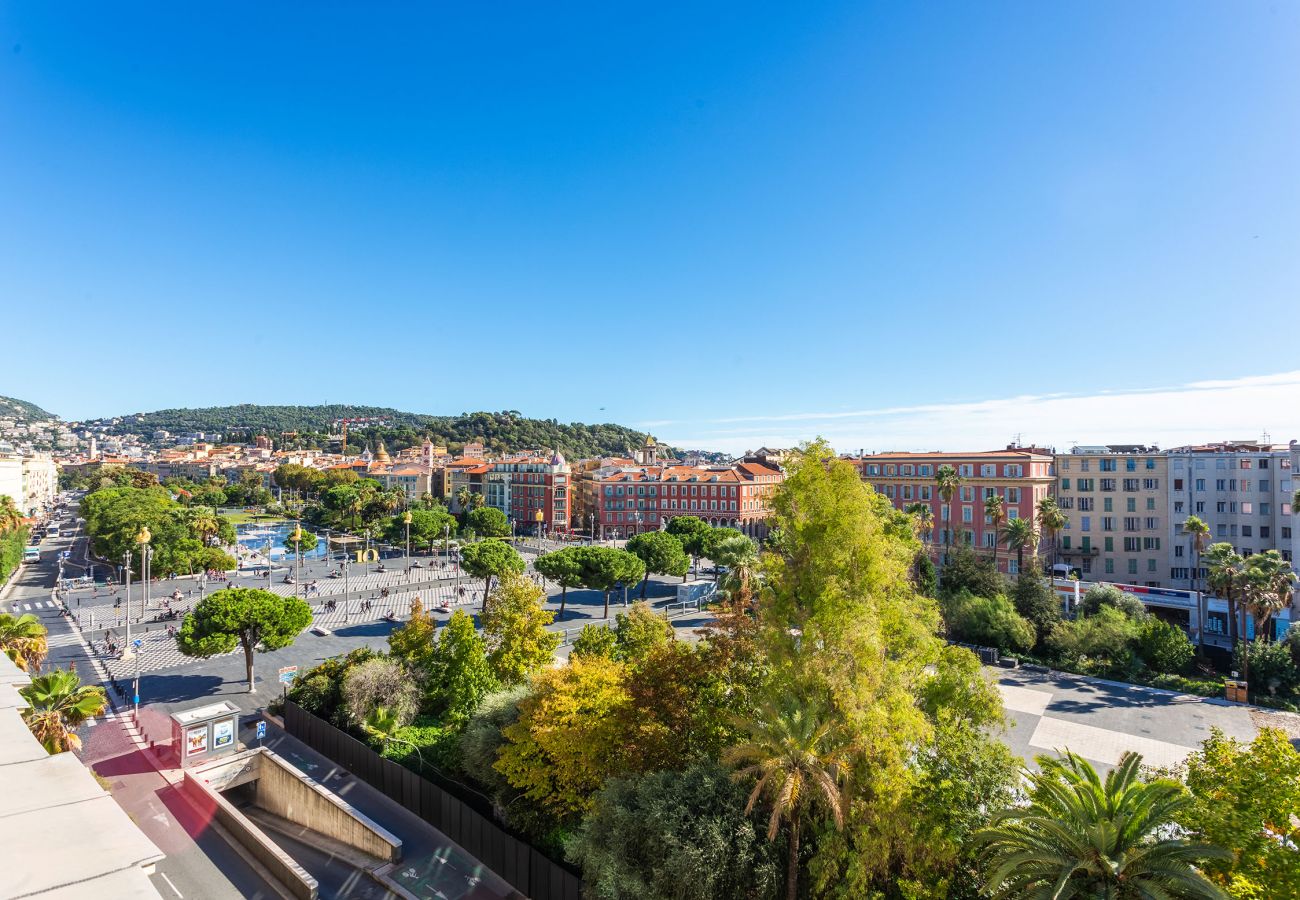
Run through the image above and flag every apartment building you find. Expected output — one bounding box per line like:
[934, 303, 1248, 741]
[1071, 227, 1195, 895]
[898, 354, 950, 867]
[1166, 441, 1295, 591]
[1053, 446, 1169, 586]
[0, 451, 58, 517]
[857, 447, 1055, 573]
[582, 438, 783, 540]
[481, 452, 571, 535]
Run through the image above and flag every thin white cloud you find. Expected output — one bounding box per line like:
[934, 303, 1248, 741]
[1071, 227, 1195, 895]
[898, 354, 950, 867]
[661, 370, 1300, 454]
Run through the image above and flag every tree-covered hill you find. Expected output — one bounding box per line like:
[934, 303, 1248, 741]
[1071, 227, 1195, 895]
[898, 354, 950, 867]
[96, 405, 676, 459]
[0, 395, 58, 423]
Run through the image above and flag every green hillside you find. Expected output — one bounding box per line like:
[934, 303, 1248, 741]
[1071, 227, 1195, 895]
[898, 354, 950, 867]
[99, 405, 675, 459]
[0, 396, 58, 423]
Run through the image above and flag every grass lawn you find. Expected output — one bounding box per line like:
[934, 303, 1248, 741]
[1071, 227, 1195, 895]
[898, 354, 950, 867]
[220, 510, 290, 525]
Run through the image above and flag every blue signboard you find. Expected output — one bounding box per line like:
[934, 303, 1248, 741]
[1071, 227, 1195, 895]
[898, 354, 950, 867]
[256, 720, 267, 741]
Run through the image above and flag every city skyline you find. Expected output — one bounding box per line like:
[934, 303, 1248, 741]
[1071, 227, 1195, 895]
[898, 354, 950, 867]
[4, 3, 1299, 450]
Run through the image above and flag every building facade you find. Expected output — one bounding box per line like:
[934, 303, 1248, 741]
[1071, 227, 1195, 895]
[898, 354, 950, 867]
[482, 452, 571, 535]
[858, 448, 1056, 574]
[1053, 446, 1170, 586]
[1166, 441, 1295, 593]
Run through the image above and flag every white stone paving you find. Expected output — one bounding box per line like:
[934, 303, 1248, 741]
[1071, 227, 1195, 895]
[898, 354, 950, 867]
[997, 683, 1053, 717]
[1028, 714, 1196, 770]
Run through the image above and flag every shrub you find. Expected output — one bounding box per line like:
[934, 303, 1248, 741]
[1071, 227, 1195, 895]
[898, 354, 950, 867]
[1047, 606, 1140, 676]
[380, 714, 463, 778]
[1135, 616, 1194, 675]
[341, 657, 419, 728]
[569, 761, 782, 900]
[571, 623, 618, 660]
[458, 684, 530, 793]
[943, 589, 1035, 655]
[939, 546, 1006, 601]
[613, 602, 673, 663]
[1077, 583, 1147, 620]
[1234, 640, 1300, 698]
[1012, 570, 1063, 646]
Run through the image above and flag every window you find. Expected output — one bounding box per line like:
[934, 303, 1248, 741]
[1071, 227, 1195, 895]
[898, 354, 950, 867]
[1007, 487, 1021, 503]
[1123, 478, 1139, 492]
[1078, 497, 1094, 511]
[1102, 516, 1115, 531]
[1100, 478, 1116, 491]
[1128, 559, 1139, 575]
[920, 486, 932, 500]
[1174, 478, 1184, 491]
[1242, 525, 1253, 537]
[1077, 478, 1095, 491]
[1143, 537, 1160, 550]
[1146, 458, 1156, 470]
[1058, 496, 1074, 509]
[981, 464, 995, 477]
[1126, 498, 1136, 512]
[1143, 478, 1159, 490]
[941, 504, 950, 521]
[1124, 537, 1140, 551]
[962, 505, 973, 523]
[1126, 458, 1137, 471]
[1240, 459, 1253, 469]
[1174, 545, 1184, 557]
[1146, 498, 1156, 510]
[1101, 459, 1117, 472]
[1216, 479, 1227, 491]
[1104, 498, 1113, 512]
[1081, 460, 1091, 471]
[1241, 502, 1253, 515]
[1123, 517, 1140, 531]
[1061, 478, 1071, 490]
[1259, 458, 1270, 469]
[1105, 537, 1115, 551]
[1174, 501, 1185, 513]
[919, 465, 932, 476]
[1195, 479, 1206, 491]
[901, 465, 913, 475]
[1171, 567, 1189, 580]
[1080, 515, 1090, 531]
[1148, 559, 1158, 572]
[961, 487, 974, 502]
[1105, 558, 1115, 574]
[959, 464, 974, 477]
[1145, 517, 1160, 530]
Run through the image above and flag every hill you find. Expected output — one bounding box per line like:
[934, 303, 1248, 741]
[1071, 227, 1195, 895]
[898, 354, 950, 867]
[0, 396, 58, 423]
[97, 405, 674, 459]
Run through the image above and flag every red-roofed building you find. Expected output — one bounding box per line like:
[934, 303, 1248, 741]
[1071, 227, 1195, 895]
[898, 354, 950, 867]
[577, 439, 783, 539]
[855, 447, 1055, 574]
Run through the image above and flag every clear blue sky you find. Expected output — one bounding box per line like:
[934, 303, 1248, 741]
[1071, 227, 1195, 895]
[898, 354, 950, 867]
[3, 3, 1298, 451]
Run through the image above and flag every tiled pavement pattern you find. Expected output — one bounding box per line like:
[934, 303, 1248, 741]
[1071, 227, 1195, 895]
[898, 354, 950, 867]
[993, 669, 1257, 771]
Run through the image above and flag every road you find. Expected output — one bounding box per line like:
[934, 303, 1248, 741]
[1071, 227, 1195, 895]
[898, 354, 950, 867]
[2, 519, 281, 900]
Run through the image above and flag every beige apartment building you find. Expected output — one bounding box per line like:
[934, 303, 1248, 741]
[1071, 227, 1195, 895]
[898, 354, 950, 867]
[1053, 446, 1169, 587]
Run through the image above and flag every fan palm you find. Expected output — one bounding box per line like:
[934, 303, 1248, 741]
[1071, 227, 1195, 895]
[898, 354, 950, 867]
[1243, 550, 1295, 641]
[984, 494, 1006, 563]
[1182, 515, 1211, 650]
[934, 465, 963, 562]
[1002, 517, 1039, 574]
[455, 486, 473, 512]
[1036, 497, 1068, 574]
[723, 697, 847, 900]
[0, 613, 48, 672]
[977, 751, 1228, 899]
[904, 502, 935, 544]
[189, 507, 221, 547]
[1203, 543, 1246, 646]
[19, 668, 108, 753]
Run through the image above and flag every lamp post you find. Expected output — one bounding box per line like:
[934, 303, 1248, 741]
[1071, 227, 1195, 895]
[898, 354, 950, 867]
[442, 524, 450, 559]
[122, 548, 133, 659]
[364, 528, 371, 574]
[138, 527, 151, 625]
[403, 511, 412, 579]
[290, 526, 304, 599]
[266, 538, 273, 590]
[534, 509, 544, 548]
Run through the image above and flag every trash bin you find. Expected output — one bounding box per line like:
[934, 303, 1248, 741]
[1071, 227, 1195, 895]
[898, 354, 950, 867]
[1224, 680, 1248, 703]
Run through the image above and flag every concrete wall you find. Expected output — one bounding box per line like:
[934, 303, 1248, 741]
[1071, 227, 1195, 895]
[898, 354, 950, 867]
[255, 748, 402, 864]
[182, 771, 318, 900]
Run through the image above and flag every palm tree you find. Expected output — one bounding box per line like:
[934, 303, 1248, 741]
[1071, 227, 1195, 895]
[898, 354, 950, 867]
[1035, 497, 1068, 575]
[1243, 550, 1295, 642]
[715, 534, 760, 602]
[1203, 543, 1246, 647]
[0, 494, 23, 534]
[723, 698, 846, 900]
[984, 494, 1006, 564]
[189, 506, 221, 547]
[1002, 517, 1039, 575]
[904, 502, 935, 544]
[455, 486, 473, 513]
[1182, 515, 1211, 651]
[977, 751, 1228, 900]
[934, 465, 963, 563]
[0, 613, 48, 672]
[19, 668, 108, 754]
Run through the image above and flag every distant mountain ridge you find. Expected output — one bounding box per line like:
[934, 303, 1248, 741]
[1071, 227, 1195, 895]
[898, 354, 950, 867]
[90, 404, 679, 459]
[0, 395, 58, 423]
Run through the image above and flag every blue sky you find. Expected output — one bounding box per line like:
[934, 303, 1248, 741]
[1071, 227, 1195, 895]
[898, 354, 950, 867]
[2, 3, 1298, 452]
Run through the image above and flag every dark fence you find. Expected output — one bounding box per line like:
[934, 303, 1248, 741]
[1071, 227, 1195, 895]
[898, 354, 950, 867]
[283, 700, 583, 900]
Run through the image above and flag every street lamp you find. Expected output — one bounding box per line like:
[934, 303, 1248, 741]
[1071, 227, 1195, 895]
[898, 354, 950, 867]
[290, 526, 304, 599]
[122, 547, 133, 659]
[534, 509, 544, 546]
[132, 526, 150, 717]
[403, 511, 412, 578]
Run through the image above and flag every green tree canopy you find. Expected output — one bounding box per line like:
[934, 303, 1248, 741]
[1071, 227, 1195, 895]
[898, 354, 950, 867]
[482, 572, 561, 685]
[625, 531, 689, 597]
[176, 587, 312, 691]
[281, 525, 319, 557]
[424, 610, 498, 722]
[666, 515, 712, 562]
[574, 546, 646, 619]
[459, 539, 526, 604]
[464, 505, 510, 538]
[534, 546, 586, 619]
[385, 505, 457, 548]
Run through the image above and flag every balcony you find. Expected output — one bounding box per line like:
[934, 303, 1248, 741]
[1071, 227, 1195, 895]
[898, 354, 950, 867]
[1058, 545, 1100, 557]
